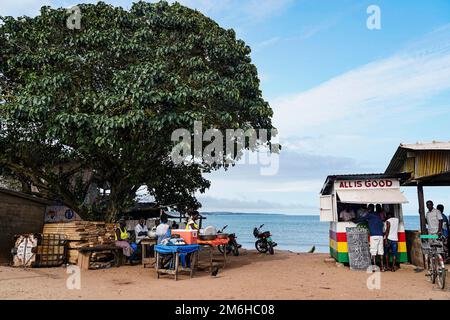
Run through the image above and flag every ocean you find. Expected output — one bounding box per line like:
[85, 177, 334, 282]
[200, 213, 421, 253]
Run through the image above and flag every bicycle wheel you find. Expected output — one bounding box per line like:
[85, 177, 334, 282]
[437, 254, 446, 290]
[430, 256, 436, 284]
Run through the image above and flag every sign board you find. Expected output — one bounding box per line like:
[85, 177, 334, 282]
[346, 227, 371, 270]
[45, 205, 82, 223]
[335, 179, 399, 190]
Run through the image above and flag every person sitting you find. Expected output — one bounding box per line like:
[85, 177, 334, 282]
[339, 205, 355, 222]
[384, 212, 399, 271]
[134, 217, 149, 245]
[115, 218, 134, 262]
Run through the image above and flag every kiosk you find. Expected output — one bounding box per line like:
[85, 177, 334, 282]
[320, 174, 409, 263]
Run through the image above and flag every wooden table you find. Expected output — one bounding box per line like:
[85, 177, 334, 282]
[197, 238, 229, 273]
[140, 238, 157, 268]
[154, 244, 200, 281]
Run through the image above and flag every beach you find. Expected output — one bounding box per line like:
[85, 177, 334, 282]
[1, 250, 448, 300]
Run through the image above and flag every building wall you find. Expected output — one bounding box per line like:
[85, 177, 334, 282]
[0, 192, 46, 264]
[404, 151, 450, 179]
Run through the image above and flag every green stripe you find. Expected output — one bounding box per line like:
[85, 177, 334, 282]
[330, 247, 349, 263]
[330, 248, 408, 263]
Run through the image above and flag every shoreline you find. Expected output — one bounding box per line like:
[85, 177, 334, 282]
[1, 249, 448, 300]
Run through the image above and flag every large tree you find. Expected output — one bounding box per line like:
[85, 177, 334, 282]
[0, 1, 274, 221]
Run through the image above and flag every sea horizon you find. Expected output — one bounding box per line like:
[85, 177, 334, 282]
[201, 211, 424, 217]
[197, 212, 421, 254]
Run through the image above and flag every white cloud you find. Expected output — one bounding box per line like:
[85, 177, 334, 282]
[272, 24, 450, 137]
[254, 36, 280, 51]
[202, 24, 450, 213]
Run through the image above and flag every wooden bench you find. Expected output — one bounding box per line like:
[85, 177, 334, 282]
[77, 245, 123, 270]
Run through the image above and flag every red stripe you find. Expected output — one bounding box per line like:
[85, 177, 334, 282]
[330, 230, 347, 242]
[337, 233, 347, 242]
[331, 230, 405, 242]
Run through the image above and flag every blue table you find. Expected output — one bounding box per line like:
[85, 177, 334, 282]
[154, 244, 200, 280]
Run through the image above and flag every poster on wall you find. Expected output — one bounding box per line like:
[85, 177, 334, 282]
[45, 205, 82, 223]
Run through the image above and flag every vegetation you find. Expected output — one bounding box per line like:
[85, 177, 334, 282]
[0, 1, 274, 221]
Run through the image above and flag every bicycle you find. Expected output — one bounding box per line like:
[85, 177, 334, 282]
[420, 234, 447, 290]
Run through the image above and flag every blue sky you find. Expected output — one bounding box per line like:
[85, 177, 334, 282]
[3, 1, 450, 215]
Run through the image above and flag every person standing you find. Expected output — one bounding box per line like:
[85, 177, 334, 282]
[186, 211, 200, 230]
[355, 204, 385, 271]
[156, 213, 171, 244]
[436, 204, 449, 258]
[384, 212, 399, 271]
[425, 201, 443, 235]
[339, 205, 355, 222]
[376, 204, 386, 221]
[436, 205, 449, 238]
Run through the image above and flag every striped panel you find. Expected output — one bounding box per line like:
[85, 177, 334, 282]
[330, 247, 349, 263]
[330, 250, 408, 263]
[331, 230, 406, 243]
[329, 232, 408, 262]
[398, 242, 407, 253]
[330, 238, 348, 252]
[330, 230, 347, 242]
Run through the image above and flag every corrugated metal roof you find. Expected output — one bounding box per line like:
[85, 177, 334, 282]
[386, 141, 450, 175]
[400, 141, 450, 151]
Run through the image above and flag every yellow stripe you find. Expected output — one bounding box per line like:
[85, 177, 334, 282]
[331, 239, 405, 253]
[330, 238, 337, 250]
[337, 241, 348, 253]
[398, 242, 406, 252]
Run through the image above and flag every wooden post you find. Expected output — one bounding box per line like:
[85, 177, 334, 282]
[417, 184, 427, 235]
[156, 252, 160, 279]
[175, 253, 179, 281]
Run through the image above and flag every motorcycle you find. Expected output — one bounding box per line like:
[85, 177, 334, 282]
[253, 224, 277, 255]
[217, 225, 241, 256]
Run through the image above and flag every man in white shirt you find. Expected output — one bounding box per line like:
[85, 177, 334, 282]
[426, 200, 443, 235]
[156, 213, 171, 244]
[384, 212, 399, 271]
[134, 218, 149, 244]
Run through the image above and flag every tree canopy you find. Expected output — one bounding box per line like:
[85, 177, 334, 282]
[0, 1, 274, 221]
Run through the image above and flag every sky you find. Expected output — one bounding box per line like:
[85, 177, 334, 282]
[2, 0, 450, 215]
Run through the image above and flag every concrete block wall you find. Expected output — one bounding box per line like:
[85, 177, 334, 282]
[0, 192, 46, 264]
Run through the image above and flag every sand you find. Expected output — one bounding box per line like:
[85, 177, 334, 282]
[0, 250, 449, 300]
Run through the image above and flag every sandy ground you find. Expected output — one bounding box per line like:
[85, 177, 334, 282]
[0, 249, 449, 300]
